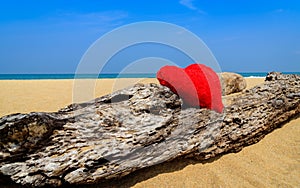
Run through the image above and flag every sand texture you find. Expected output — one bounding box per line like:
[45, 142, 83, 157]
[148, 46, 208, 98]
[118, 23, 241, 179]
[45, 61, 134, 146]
[0, 78, 299, 187]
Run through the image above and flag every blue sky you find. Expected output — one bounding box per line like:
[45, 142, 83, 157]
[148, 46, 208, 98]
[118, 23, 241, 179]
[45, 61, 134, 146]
[0, 0, 299, 73]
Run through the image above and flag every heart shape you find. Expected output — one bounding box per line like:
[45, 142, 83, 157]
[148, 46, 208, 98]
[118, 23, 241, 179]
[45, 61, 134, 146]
[156, 63, 223, 113]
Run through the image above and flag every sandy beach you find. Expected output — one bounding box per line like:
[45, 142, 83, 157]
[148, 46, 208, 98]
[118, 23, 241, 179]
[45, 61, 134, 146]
[0, 78, 299, 187]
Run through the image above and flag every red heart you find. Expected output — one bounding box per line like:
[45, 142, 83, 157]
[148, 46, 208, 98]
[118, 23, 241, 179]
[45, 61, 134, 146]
[156, 63, 223, 113]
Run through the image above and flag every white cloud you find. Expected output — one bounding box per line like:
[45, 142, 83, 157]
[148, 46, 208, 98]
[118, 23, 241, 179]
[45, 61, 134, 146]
[179, 0, 197, 10]
[57, 11, 128, 25]
[274, 9, 284, 13]
[179, 0, 206, 14]
[223, 36, 240, 41]
[294, 50, 300, 55]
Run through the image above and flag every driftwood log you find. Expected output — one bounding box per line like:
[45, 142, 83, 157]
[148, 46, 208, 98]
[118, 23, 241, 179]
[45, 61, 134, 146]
[0, 72, 299, 187]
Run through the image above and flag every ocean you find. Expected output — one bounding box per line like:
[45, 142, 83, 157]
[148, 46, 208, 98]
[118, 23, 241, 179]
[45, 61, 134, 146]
[0, 72, 299, 80]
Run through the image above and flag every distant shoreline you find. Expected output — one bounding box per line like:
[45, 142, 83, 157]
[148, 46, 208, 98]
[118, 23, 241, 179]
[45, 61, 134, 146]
[0, 72, 299, 80]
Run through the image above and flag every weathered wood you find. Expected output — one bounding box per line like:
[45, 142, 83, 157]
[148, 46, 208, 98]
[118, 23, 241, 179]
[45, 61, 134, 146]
[0, 72, 299, 187]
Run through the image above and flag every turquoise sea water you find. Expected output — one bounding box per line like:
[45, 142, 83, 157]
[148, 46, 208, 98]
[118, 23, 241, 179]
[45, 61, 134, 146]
[0, 72, 299, 80]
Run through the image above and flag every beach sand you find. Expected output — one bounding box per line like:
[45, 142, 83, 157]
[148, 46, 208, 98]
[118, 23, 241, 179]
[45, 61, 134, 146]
[0, 78, 299, 187]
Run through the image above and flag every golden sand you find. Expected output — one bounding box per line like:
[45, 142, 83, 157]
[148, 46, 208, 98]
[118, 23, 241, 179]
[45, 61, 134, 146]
[0, 78, 158, 116]
[0, 78, 299, 187]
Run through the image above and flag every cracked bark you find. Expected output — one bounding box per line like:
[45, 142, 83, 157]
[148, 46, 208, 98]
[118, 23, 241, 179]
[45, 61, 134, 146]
[0, 72, 299, 187]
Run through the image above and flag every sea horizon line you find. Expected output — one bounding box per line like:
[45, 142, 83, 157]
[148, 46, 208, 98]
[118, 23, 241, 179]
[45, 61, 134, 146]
[0, 72, 299, 80]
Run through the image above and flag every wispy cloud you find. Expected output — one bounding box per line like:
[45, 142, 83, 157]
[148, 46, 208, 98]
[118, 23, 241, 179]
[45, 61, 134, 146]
[294, 50, 300, 55]
[274, 9, 284, 13]
[56, 11, 128, 26]
[180, 0, 197, 10]
[179, 0, 206, 14]
[223, 36, 240, 41]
